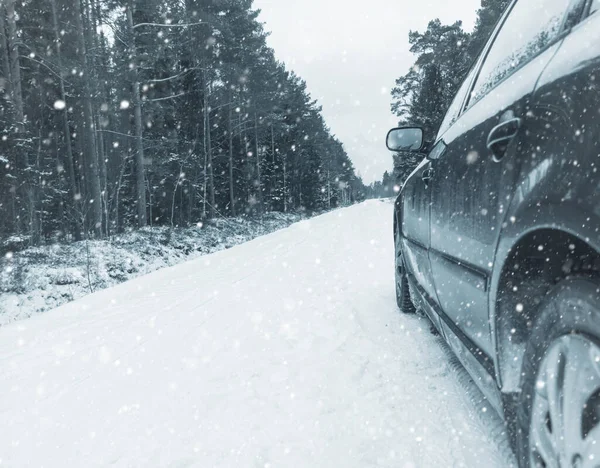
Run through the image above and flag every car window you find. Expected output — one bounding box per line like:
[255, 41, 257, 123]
[437, 67, 477, 137]
[428, 140, 448, 161]
[468, 0, 572, 106]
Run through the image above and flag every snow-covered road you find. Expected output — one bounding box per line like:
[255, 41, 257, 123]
[0, 200, 514, 467]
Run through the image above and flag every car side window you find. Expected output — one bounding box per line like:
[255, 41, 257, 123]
[428, 140, 447, 161]
[468, 0, 572, 107]
[437, 67, 477, 137]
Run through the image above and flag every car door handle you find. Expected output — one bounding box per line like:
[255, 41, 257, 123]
[422, 167, 433, 186]
[487, 117, 521, 161]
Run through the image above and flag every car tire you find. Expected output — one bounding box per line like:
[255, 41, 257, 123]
[395, 230, 416, 314]
[514, 277, 600, 468]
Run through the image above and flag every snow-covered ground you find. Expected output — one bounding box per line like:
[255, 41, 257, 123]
[0, 200, 515, 467]
[0, 212, 302, 326]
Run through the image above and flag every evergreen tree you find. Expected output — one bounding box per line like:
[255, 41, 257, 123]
[0, 0, 365, 247]
[390, 0, 510, 186]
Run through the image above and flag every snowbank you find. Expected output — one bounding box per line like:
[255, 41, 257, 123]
[0, 212, 302, 326]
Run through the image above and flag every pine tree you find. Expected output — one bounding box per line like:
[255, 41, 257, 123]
[390, 0, 511, 186]
[0, 0, 365, 247]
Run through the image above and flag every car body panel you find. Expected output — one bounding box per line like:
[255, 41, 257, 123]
[489, 12, 600, 392]
[428, 23, 564, 360]
[404, 273, 504, 414]
[399, 159, 439, 302]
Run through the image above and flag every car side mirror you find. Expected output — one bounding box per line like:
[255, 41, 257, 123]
[386, 127, 424, 152]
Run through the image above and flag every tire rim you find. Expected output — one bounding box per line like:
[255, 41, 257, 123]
[530, 335, 600, 468]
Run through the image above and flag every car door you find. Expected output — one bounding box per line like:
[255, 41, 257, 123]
[397, 63, 482, 309]
[427, 0, 585, 360]
[399, 158, 437, 302]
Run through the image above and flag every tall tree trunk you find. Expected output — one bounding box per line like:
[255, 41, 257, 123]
[50, 0, 81, 240]
[241, 121, 249, 204]
[0, 6, 10, 87]
[6, 0, 40, 242]
[126, 3, 147, 227]
[5, 0, 23, 132]
[254, 112, 262, 214]
[270, 125, 275, 164]
[283, 153, 288, 213]
[202, 103, 207, 220]
[95, 111, 109, 232]
[89, 0, 109, 234]
[327, 157, 331, 209]
[34, 80, 44, 243]
[269, 124, 275, 210]
[73, 0, 103, 237]
[203, 68, 215, 218]
[83, 0, 105, 235]
[228, 99, 235, 216]
[92, 0, 116, 234]
[0, 4, 15, 233]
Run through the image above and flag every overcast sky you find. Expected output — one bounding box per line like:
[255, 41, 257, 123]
[253, 0, 480, 183]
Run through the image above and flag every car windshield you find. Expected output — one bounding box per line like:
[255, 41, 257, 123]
[1, 0, 599, 466]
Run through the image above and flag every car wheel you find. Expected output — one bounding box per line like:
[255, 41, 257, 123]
[515, 277, 600, 468]
[395, 229, 416, 314]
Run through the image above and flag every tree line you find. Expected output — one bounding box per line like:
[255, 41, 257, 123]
[365, 170, 396, 199]
[0, 0, 366, 247]
[386, 0, 510, 184]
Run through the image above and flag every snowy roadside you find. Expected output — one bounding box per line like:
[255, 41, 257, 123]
[0, 200, 515, 467]
[0, 212, 303, 326]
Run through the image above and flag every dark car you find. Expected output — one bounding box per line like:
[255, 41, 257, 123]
[386, 0, 600, 466]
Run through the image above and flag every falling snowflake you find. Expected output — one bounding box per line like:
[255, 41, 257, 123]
[466, 151, 479, 164]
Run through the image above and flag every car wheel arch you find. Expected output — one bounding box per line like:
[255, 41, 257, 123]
[489, 217, 600, 393]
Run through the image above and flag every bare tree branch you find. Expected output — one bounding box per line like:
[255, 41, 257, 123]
[132, 21, 205, 30]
